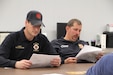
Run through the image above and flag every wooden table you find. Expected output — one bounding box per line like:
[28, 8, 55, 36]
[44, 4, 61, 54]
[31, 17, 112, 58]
[0, 63, 94, 75]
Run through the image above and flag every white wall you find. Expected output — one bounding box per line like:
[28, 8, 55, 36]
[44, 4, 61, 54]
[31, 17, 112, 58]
[0, 0, 113, 43]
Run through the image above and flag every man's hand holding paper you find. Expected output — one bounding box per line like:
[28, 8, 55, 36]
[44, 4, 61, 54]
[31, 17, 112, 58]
[76, 45, 103, 63]
[29, 54, 61, 68]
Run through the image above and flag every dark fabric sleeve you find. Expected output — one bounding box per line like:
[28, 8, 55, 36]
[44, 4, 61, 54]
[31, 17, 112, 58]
[0, 34, 16, 67]
[51, 40, 64, 64]
[39, 34, 58, 55]
[79, 40, 89, 45]
[51, 40, 60, 53]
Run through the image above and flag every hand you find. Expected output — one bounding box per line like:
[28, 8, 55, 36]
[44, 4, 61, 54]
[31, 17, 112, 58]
[15, 59, 32, 69]
[96, 51, 104, 60]
[64, 57, 77, 64]
[50, 56, 61, 67]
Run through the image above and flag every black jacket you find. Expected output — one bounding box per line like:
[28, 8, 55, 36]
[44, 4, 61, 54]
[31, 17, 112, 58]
[0, 28, 57, 67]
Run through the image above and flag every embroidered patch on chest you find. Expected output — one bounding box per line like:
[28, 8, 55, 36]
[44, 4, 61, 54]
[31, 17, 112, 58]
[60, 45, 69, 48]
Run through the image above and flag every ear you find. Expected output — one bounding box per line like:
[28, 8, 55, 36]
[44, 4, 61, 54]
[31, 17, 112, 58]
[25, 20, 28, 24]
[25, 20, 29, 27]
[65, 26, 70, 31]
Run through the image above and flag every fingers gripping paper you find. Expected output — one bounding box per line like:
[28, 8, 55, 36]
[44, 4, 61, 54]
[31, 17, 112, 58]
[76, 45, 102, 62]
[30, 54, 59, 68]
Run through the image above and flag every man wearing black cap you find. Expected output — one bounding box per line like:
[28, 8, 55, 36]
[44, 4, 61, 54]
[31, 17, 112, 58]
[0, 10, 61, 69]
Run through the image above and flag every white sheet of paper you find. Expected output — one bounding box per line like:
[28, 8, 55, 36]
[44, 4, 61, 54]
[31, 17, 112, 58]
[76, 45, 102, 62]
[29, 54, 59, 68]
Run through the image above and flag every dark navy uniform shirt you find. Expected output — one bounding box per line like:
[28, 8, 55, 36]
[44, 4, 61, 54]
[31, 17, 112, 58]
[0, 27, 57, 67]
[51, 37, 88, 64]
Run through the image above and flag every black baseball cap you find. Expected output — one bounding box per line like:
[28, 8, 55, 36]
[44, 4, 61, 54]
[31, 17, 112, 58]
[26, 10, 45, 27]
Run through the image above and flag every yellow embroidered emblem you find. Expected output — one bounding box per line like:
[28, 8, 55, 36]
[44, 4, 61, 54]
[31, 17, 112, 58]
[15, 45, 24, 49]
[78, 44, 84, 49]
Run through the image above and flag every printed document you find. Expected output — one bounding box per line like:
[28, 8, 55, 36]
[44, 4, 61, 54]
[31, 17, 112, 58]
[29, 54, 59, 68]
[76, 45, 102, 62]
